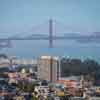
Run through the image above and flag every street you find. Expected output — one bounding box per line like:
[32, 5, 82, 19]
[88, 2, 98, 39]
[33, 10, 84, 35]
[54, 96, 100, 100]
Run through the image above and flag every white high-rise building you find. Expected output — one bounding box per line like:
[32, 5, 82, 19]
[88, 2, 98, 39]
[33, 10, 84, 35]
[37, 56, 59, 82]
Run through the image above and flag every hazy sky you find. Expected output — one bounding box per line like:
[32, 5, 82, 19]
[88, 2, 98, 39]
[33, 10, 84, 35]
[0, 0, 100, 36]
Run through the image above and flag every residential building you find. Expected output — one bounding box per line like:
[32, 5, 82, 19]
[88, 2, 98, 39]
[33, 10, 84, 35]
[37, 56, 59, 82]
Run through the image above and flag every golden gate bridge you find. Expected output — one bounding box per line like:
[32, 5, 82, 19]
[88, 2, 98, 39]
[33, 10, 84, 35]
[0, 19, 100, 48]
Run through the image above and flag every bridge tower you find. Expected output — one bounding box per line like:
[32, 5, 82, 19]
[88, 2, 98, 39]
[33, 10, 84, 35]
[49, 19, 53, 48]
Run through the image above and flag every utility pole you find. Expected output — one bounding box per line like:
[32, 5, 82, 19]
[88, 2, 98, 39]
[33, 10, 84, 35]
[50, 57, 53, 82]
[9, 57, 13, 70]
[57, 58, 61, 81]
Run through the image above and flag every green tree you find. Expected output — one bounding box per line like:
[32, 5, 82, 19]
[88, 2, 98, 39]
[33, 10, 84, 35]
[83, 59, 99, 73]
[60, 57, 100, 77]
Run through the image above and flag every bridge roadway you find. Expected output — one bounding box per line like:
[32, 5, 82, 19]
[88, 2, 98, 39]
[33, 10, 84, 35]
[0, 36, 100, 40]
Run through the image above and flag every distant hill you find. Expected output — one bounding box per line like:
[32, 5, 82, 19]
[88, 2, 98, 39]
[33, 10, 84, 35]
[0, 54, 8, 59]
[93, 32, 100, 36]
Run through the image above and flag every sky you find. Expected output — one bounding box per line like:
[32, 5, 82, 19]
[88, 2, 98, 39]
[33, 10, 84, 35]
[0, 0, 100, 61]
[0, 0, 100, 36]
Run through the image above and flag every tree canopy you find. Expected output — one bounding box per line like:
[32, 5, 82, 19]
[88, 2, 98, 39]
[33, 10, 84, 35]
[60, 58, 100, 77]
[0, 54, 8, 59]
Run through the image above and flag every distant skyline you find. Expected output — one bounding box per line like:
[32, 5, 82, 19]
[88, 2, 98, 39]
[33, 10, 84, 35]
[0, 0, 100, 37]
